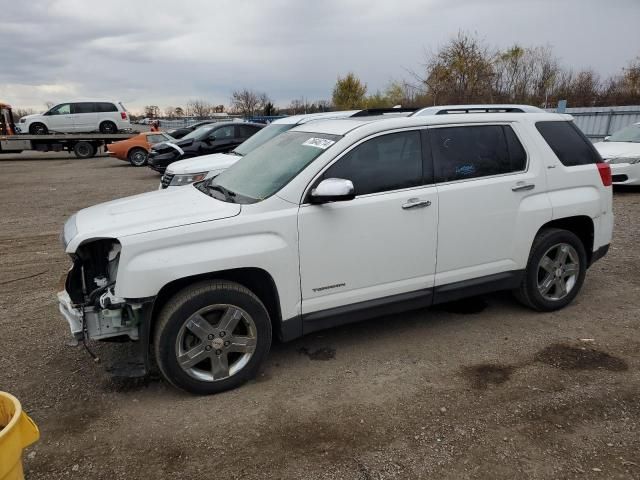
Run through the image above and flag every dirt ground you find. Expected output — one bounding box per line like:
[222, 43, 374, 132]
[1, 154, 639, 480]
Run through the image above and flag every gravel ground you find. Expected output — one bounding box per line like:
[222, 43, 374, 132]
[1, 155, 639, 480]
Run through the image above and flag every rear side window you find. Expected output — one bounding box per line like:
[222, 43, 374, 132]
[536, 121, 601, 166]
[322, 130, 423, 196]
[73, 102, 96, 114]
[96, 102, 118, 112]
[430, 125, 526, 182]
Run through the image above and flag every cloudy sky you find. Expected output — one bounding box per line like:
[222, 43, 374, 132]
[1, 0, 638, 113]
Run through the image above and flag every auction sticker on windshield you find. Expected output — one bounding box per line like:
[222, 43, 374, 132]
[302, 138, 335, 149]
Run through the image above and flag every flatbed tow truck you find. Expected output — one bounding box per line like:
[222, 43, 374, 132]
[0, 101, 135, 158]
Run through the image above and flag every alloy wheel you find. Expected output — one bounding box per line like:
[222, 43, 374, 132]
[536, 243, 580, 301]
[175, 304, 257, 382]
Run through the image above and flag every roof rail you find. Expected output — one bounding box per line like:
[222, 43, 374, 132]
[413, 104, 545, 116]
[351, 107, 418, 117]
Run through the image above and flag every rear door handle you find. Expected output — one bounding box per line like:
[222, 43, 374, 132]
[512, 182, 535, 192]
[402, 198, 431, 209]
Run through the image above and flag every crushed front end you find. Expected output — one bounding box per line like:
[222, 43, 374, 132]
[58, 221, 151, 376]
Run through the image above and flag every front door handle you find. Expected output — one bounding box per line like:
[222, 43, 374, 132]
[512, 182, 535, 192]
[402, 198, 431, 209]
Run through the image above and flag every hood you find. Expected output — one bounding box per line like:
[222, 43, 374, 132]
[594, 141, 640, 159]
[153, 138, 193, 151]
[20, 113, 42, 122]
[167, 152, 239, 175]
[68, 185, 240, 251]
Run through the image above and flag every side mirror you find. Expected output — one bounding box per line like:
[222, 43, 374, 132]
[310, 178, 355, 204]
[604, 136, 611, 141]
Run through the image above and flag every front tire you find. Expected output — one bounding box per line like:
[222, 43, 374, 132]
[154, 280, 272, 395]
[29, 122, 48, 135]
[127, 147, 148, 166]
[515, 228, 587, 311]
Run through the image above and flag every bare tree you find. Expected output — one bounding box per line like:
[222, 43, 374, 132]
[231, 89, 269, 116]
[174, 106, 184, 118]
[164, 106, 175, 118]
[44, 101, 54, 110]
[144, 105, 160, 118]
[186, 99, 211, 118]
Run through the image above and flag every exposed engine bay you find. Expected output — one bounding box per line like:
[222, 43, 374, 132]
[60, 239, 142, 342]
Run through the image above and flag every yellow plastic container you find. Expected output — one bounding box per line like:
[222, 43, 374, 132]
[0, 392, 40, 480]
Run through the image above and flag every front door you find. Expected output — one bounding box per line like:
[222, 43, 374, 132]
[429, 123, 551, 288]
[298, 129, 438, 318]
[207, 125, 236, 153]
[45, 103, 74, 132]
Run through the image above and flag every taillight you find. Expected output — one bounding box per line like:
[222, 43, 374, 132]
[120, 112, 127, 120]
[597, 162, 612, 187]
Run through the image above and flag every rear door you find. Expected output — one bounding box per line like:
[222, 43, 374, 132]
[430, 123, 551, 291]
[72, 102, 98, 132]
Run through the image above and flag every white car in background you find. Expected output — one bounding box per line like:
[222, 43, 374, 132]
[18, 100, 130, 135]
[594, 122, 640, 185]
[160, 109, 413, 188]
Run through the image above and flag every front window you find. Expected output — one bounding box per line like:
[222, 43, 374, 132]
[47, 104, 71, 115]
[203, 131, 340, 203]
[606, 124, 640, 143]
[233, 123, 293, 156]
[148, 134, 173, 144]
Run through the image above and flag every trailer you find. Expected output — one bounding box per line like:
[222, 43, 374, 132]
[1, 101, 135, 158]
[0, 133, 136, 158]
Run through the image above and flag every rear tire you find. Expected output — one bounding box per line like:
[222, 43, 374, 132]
[127, 147, 148, 166]
[514, 228, 587, 311]
[73, 141, 96, 159]
[99, 121, 118, 134]
[154, 280, 272, 395]
[29, 123, 48, 135]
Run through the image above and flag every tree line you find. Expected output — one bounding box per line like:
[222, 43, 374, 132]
[331, 32, 640, 110]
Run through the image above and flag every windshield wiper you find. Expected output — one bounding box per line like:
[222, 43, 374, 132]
[229, 150, 243, 157]
[207, 183, 237, 202]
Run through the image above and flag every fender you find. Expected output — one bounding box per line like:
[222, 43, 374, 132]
[114, 212, 301, 321]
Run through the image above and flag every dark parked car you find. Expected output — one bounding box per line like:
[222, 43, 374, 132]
[166, 121, 220, 139]
[148, 122, 264, 173]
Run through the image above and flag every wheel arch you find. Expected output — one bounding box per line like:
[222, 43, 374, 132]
[536, 215, 594, 264]
[149, 267, 284, 341]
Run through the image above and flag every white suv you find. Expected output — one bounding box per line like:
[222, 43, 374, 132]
[18, 100, 130, 135]
[58, 108, 613, 394]
[159, 109, 413, 188]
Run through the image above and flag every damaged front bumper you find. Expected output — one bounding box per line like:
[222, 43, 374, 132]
[57, 288, 141, 342]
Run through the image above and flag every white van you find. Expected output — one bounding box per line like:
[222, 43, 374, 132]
[18, 100, 130, 135]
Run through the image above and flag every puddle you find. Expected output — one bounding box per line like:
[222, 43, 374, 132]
[462, 363, 514, 389]
[439, 297, 488, 315]
[535, 343, 628, 371]
[298, 347, 336, 361]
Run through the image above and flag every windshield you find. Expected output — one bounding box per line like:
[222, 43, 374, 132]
[234, 123, 293, 156]
[181, 125, 216, 141]
[607, 124, 640, 143]
[208, 131, 341, 202]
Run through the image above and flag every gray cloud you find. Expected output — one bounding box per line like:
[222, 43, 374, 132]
[1, 0, 638, 112]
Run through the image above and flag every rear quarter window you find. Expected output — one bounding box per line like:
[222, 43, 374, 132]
[536, 121, 602, 166]
[96, 102, 118, 113]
